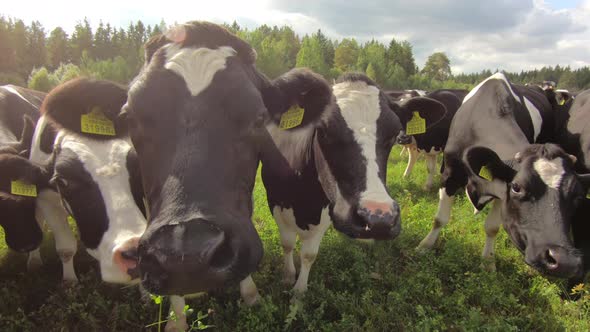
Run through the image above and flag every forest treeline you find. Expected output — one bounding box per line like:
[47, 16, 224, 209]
[1, 16, 590, 92]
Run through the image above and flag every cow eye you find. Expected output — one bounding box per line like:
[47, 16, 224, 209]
[510, 182, 522, 194]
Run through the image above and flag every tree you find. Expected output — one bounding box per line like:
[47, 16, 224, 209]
[558, 69, 577, 90]
[296, 35, 330, 78]
[366, 63, 377, 82]
[0, 17, 17, 73]
[28, 67, 55, 92]
[356, 40, 387, 84]
[422, 52, 451, 81]
[334, 38, 359, 73]
[70, 18, 93, 64]
[12, 20, 28, 77]
[47, 27, 69, 69]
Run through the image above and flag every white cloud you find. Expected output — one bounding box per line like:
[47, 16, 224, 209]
[2, 0, 589, 73]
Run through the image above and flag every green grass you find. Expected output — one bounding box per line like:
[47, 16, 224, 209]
[1, 146, 589, 331]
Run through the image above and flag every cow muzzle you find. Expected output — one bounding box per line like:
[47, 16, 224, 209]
[526, 245, 583, 279]
[396, 133, 413, 145]
[354, 200, 402, 240]
[137, 219, 250, 295]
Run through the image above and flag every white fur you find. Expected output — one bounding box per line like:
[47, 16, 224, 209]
[58, 133, 146, 283]
[164, 45, 236, 97]
[481, 200, 502, 271]
[266, 123, 315, 171]
[418, 187, 454, 249]
[523, 97, 543, 141]
[533, 158, 565, 189]
[463, 73, 520, 104]
[274, 206, 332, 293]
[165, 295, 188, 332]
[3, 86, 38, 108]
[332, 81, 393, 206]
[239, 275, 260, 305]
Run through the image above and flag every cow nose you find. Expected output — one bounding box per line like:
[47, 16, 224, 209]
[537, 246, 583, 278]
[137, 220, 238, 295]
[113, 237, 140, 279]
[357, 200, 401, 239]
[397, 134, 412, 145]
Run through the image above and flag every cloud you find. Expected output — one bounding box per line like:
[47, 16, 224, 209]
[3, 0, 589, 73]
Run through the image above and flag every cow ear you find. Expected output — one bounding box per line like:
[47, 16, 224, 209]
[462, 146, 517, 210]
[0, 153, 49, 199]
[42, 78, 128, 139]
[265, 68, 332, 130]
[399, 97, 447, 130]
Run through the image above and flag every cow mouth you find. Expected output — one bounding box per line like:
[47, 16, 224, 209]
[329, 208, 401, 240]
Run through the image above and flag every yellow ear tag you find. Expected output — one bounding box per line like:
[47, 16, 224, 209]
[279, 106, 305, 130]
[479, 166, 493, 181]
[406, 112, 426, 135]
[10, 180, 38, 197]
[67, 215, 76, 223]
[81, 107, 116, 136]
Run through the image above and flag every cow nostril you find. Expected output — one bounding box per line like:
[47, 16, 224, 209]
[121, 247, 138, 261]
[544, 249, 558, 269]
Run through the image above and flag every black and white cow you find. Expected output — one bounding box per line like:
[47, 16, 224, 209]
[121, 23, 448, 302]
[417, 73, 587, 279]
[0, 85, 45, 258]
[396, 89, 468, 189]
[0, 79, 147, 285]
[556, 89, 590, 285]
[385, 89, 426, 102]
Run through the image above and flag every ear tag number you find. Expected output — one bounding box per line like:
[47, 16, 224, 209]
[11, 180, 38, 197]
[279, 106, 305, 130]
[479, 166, 493, 181]
[81, 107, 116, 136]
[406, 112, 426, 135]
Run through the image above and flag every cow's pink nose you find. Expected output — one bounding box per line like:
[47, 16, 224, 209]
[114, 237, 140, 278]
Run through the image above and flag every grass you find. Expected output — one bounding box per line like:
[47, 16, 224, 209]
[1, 146, 589, 331]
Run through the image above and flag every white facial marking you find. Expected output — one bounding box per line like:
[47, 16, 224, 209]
[59, 133, 146, 283]
[533, 157, 565, 189]
[164, 45, 236, 97]
[332, 81, 393, 205]
[30, 115, 52, 163]
[463, 72, 520, 104]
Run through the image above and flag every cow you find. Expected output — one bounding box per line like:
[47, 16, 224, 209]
[385, 89, 426, 102]
[0, 85, 45, 266]
[396, 89, 468, 189]
[417, 73, 587, 280]
[556, 89, 590, 287]
[259, 72, 446, 294]
[122, 22, 447, 307]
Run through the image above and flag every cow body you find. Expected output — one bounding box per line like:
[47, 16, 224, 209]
[397, 89, 467, 189]
[0, 80, 147, 284]
[0, 85, 45, 260]
[262, 73, 403, 293]
[557, 89, 590, 285]
[417, 73, 587, 279]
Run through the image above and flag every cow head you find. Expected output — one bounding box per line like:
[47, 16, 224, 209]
[0, 152, 44, 252]
[391, 96, 447, 145]
[124, 22, 335, 295]
[0, 79, 146, 283]
[463, 143, 587, 278]
[280, 73, 401, 240]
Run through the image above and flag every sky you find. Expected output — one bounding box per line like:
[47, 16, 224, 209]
[3, 0, 590, 74]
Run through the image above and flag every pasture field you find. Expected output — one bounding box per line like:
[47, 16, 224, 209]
[0, 146, 589, 331]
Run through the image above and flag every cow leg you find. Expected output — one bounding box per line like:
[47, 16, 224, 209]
[293, 208, 331, 294]
[36, 190, 78, 282]
[27, 248, 43, 271]
[239, 275, 260, 306]
[424, 153, 437, 190]
[273, 206, 297, 285]
[165, 295, 188, 332]
[400, 146, 407, 156]
[403, 146, 419, 178]
[481, 200, 502, 272]
[418, 187, 454, 249]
